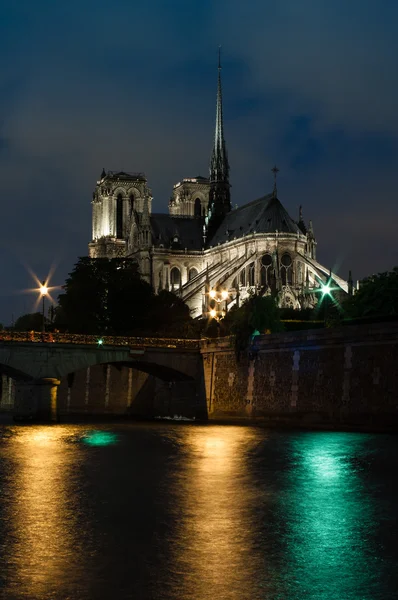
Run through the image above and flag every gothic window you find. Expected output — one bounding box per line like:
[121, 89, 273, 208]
[297, 261, 303, 284]
[129, 194, 135, 213]
[262, 254, 273, 267]
[248, 262, 255, 286]
[232, 277, 238, 290]
[194, 198, 201, 218]
[240, 269, 246, 286]
[260, 254, 272, 286]
[170, 267, 181, 289]
[116, 194, 123, 239]
[189, 267, 198, 281]
[281, 253, 292, 286]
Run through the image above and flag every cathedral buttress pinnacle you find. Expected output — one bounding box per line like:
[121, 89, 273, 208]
[207, 47, 231, 238]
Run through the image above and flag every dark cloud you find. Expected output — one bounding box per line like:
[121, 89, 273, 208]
[0, 0, 397, 323]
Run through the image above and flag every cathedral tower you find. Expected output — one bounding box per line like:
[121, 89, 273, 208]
[89, 170, 152, 259]
[206, 48, 231, 238]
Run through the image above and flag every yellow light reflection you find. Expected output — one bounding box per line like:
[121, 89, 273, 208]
[171, 426, 265, 598]
[7, 426, 85, 597]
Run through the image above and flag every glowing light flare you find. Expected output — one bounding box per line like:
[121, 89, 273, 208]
[20, 266, 62, 314]
[209, 289, 229, 302]
[320, 281, 331, 297]
[210, 309, 217, 318]
[97, 338, 104, 345]
[313, 276, 340, 305]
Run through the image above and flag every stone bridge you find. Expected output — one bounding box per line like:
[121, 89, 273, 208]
[0, 332, 203, 421]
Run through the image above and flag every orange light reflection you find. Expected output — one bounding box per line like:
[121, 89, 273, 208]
[170, 426, 267, 599]
[6, 426, 86, 597]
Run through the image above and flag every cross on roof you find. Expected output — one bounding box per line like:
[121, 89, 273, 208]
[271, 165, 279, 197]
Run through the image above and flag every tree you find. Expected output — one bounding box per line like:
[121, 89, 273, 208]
[343, 267, 398, 319]
[56, 257, 153, 334]
[14, 312, 43, 331]
[55, 257, 194, 336]
[147, 290, 193, 336]
[223, 294, 283, 358]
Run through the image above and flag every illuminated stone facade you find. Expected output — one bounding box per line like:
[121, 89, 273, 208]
[89, 61, 349, 317]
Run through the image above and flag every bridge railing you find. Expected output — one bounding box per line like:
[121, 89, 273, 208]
[0, 331, 200, 350]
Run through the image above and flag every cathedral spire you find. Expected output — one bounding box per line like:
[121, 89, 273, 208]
[210, 46, 230, 184]
[207, 47, 231, 239]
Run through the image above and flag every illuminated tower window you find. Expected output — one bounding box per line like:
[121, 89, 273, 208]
[194, 198, 201, 217]
[170, 267, 181, 290]
[116, 194, 123, 239]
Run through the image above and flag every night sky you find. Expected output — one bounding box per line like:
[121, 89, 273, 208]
[1, 0, 397, 325]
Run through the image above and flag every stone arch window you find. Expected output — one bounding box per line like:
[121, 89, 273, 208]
[194, 198, 201, 218]
[116, 193, 123, 238]
[170, 267, 181, 289]
[240, 269, 246, 286]
[281, 253, 292, 286]
[260, 253, 273, 286]
[232, 277, 238, 290]
[248, 262, 255, 286]
[129, 194, 135, 213]
[188, 267, 198, 281]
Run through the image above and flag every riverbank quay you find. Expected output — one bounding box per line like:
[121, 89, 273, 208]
[1, 321, 397, 428]
[201, 321, 398, 429]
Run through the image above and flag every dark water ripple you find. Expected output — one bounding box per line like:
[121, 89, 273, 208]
[0, 422, 397, 599]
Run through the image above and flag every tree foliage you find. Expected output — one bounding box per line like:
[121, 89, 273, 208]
[223, 294, 283, 358]
[343, 267, 398, 319]
[14, 312, 44, 331]
[55, 257, 193, 335]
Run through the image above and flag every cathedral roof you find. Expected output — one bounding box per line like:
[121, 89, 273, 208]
[103, 170, 146, 182]
[209, 193, 301, 245]
[151, 214, 203, 251]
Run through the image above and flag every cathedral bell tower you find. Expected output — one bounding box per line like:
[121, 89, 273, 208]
[206, 48, 231, 238]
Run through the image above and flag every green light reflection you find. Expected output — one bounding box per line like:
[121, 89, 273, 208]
[82, 431, 118, 446]
[281, 433, 375, 600]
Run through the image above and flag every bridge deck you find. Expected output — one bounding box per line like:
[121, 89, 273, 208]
[0, 331, 201, 350]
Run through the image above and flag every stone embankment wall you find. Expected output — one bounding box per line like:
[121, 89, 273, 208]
[200, 322, 398, 427]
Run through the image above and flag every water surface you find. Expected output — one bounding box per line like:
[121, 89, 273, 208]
[0, 422, 397, 599]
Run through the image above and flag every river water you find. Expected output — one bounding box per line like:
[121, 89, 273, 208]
[0, 422, 397, 599]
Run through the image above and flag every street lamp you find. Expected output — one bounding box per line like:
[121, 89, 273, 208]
[40, 280, 48, 333]
[208, 288, 229, 320]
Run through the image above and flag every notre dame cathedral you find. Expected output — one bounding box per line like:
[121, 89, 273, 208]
[89, 55, 350, 318]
